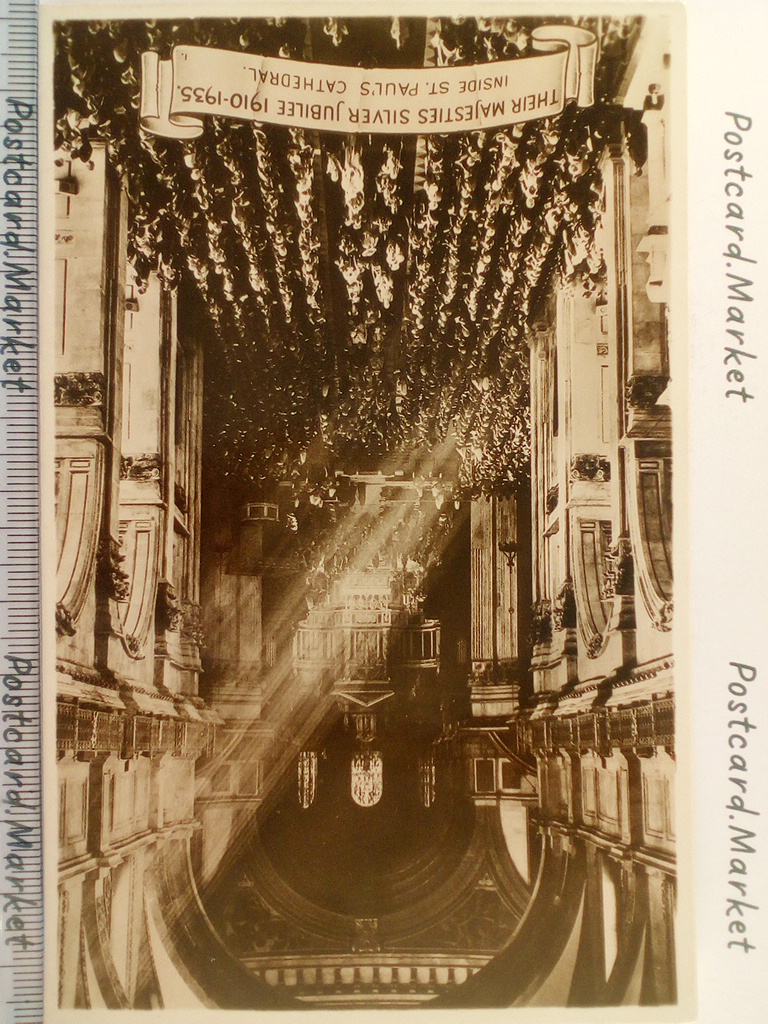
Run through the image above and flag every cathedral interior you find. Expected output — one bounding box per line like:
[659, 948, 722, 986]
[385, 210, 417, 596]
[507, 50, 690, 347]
[52, 15, 675, 1011]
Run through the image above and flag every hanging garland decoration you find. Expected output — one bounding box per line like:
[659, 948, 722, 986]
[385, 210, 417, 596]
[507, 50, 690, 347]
[54, 15, 644, 504]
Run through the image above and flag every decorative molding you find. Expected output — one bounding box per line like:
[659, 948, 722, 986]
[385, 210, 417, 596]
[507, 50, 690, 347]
[127, 683, 176, 703]
[571, 453, 611, 482]
[181, 601, 205, 648]
[97, 537, 130, 603]
[527, 320, 551, 351]
[552, 578, 576, 631]
[120, 453, 162, 481]
[530, 599, 552, 647]
[532, 698, 675, 757]
[469, 661, 519, 687]
[56, 602, 76, 637]
[156, 580, 183, 633]
[54, 371, 105, 407]
[655, 600, 674, 632]
[574, 519, 612, 659]
[115, 517, 160, 656]
[629, 657, 674, 686]
[56, 449, 104, 631]
[626, 374, 668, 410]
[629, 447, 673, 632]
[56, 659, 120, 689]
[124, 635, 142, 657]
[58, 889, 70, 1006]
[585, 634, 604, 660]
[602, 537, 634, 601]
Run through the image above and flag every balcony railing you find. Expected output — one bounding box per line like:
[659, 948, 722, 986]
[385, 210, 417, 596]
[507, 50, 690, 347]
[295, 622, 440, 669]
[58, 704, 124, 753]
[57, 703, 214, 759]
[528, 698, 673, 756]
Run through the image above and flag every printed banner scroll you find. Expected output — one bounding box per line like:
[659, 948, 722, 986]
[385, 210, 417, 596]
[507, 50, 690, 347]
[140, 25, 597, 138]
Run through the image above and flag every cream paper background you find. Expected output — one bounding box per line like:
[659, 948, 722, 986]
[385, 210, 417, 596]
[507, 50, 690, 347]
[33, 1, 766, 1022]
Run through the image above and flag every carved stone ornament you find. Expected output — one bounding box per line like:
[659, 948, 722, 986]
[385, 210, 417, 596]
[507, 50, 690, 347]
[626, 374, 668, 410]
[546, 484, 559, 515]
[156, 580, 183, 633]
[469, 662, 493, 686]
[121, 453, 162, 481]
[469, 661, 518, 687]
[174, 481, 189, 514]
[552, 578, 576, 631]
[181, 601, 205, 648]
[97, 537, 130, 603]
[56, 602, 76, 637]
[530, 599, 553, 647]
[54, 371, 105, 407]
[586, 633, 604, 659]
[571, 453, 611, 482]
[528, 320, 551, 351]
[353, 918, 380, 953]
[603, 537, 634, 600]
[654, 599, 674, 632]
[124, 635, 142, 657]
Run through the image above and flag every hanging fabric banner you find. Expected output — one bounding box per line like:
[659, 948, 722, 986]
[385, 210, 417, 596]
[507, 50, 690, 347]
[140, 25, 597, 139]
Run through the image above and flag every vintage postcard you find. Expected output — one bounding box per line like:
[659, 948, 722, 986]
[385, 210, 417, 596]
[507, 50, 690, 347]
[40, 4, 688, 1019]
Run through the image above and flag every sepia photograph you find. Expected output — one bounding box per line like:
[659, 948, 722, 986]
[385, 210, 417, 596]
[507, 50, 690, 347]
[46, 7, 679, 1014]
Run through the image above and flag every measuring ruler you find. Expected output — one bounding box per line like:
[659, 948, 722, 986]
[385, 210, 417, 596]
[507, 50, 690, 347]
[0, 1, 42, 1022]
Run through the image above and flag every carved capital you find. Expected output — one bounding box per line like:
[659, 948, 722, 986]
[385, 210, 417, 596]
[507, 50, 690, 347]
[603, 537, 634, 600]
[97, 537, 130, 603]
[585, 633, 604, 659]
[654, 599, 674, 632]
[531, 599, 553, 647]
[571, 453, 611, 482]
[56, 602, 76, 637]
[626, 374, 668, 410]
[121, 453, 162, 481]
[156, 580, 183, 633]
[552, 578, 576, 631]
[181, 602, 205, 648]
[124, 635, 142, 657]
[54, 372, 105, 407]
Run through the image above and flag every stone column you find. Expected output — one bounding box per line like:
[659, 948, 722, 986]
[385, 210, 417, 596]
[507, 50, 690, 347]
[54, 144, 127, 670]
[644, 867, 676, 1004]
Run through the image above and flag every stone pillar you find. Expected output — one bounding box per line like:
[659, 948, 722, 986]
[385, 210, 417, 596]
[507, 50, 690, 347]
[111, 272, 166, 686]
[54, 144, 127, 668]
[644, 867, 676, 1004]
[470, 497, 494, 669]
[470, 495, 523, 713]
[57, 877, 84, 1008]
[155, 291, 205, 697]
